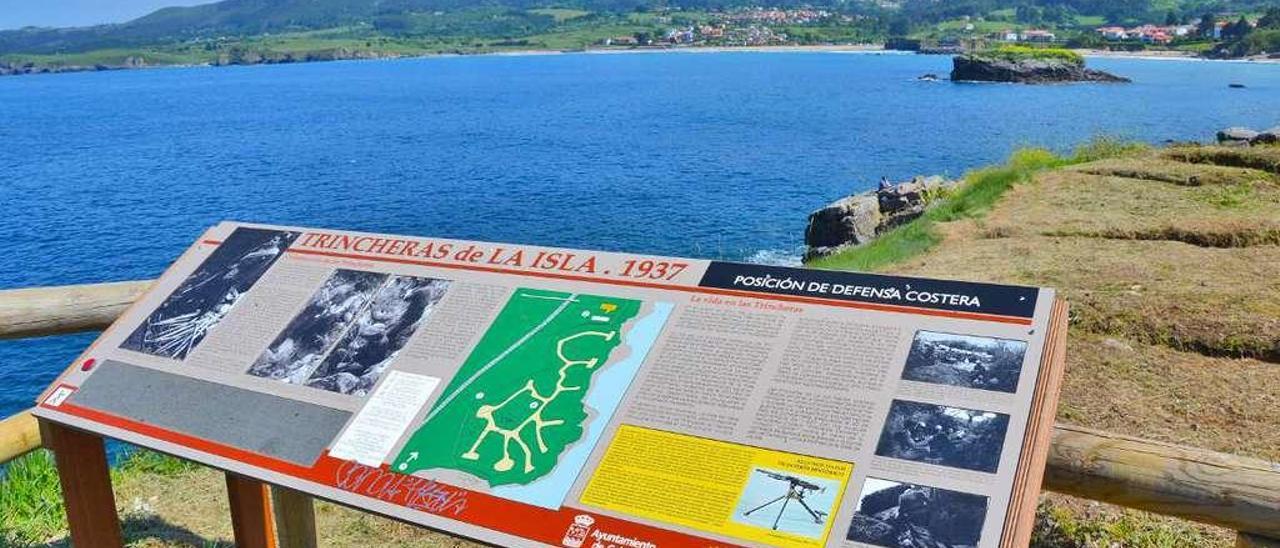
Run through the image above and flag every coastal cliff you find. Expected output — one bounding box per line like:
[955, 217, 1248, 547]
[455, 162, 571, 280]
[0, 49, 399, 76]
[951, 47, 1130, 84]
[804, 176, 957, 261]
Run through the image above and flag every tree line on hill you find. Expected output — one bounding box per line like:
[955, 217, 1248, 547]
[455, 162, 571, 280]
[1206, 6, 1280, 56]
[1, 0, 1277, 58]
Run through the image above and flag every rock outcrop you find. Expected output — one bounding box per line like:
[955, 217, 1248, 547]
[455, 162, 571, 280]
[951, 54, 1130, 84]
[1255, 128, 1280, 145]
[1216, 126, 1280, 146]
[213, 47, 390, 66]
[804, 176, 958, 261]
[0, 61, 120, 75]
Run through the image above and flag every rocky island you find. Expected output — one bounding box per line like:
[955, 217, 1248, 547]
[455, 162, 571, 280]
[951, 46, 1130, 84]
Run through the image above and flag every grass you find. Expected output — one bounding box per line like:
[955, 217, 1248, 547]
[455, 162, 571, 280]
[975, 45, 1085, 65]
[0, 451, 65, 546]
[808, 136, 1157, 272]
[1164, 145, 1280, 175]
[879, 142, 1280, 361]
[0, 447, 476, 547]
[1073, 158, 1275, 187]
[1072, 15, 1107, 27]
[1200, 182, 1259, 209]
[808, 147, 1075, 272]
[1070, 135, 1150, 163]
[1034, 497, 1221, 547]
[527, 8, 591, 22]
[0, 448, 201, 546]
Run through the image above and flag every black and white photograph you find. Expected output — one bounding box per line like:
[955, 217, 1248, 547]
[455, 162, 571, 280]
[847, 477, 988, 548]
[247, 269, 389, 385]
[120, 227, 298, 360]
[249, 271, 450, 396]
[902, 331, 1028, 393]
[305, 274, 449, 395]
[874, 400, 1010, 473]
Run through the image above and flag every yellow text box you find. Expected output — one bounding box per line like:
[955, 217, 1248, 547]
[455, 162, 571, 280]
[581, 425, 852, 547]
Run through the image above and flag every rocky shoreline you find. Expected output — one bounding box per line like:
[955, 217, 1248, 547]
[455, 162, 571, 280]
[0, 45, 890, 77]
[1, 48, 442, 76]
[804, 176, 958, 261]
[0, 48, 408, 76]
[0, 56, 150, 76]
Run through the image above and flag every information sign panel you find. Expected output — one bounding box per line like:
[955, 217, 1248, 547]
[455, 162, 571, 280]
[35, 221, 1066, 548]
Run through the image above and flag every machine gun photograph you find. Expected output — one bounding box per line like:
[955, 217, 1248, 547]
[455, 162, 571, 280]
[732, 468, 839, 538]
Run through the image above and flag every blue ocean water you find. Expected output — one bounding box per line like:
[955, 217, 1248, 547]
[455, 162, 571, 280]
[1, 51, 1278, 420]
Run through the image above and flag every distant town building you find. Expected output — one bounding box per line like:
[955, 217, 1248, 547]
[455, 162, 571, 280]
[1020, 29, 1056, 42]
[604, 36, 637, 46]
[698, 25, 724, 38]
[723, 8, 833, 25]
[1096, 23, 1202, 43]
[1097, 26, 1127, 40]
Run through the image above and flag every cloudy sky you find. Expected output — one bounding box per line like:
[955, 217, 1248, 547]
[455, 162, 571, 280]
[1, 0, 210, 30]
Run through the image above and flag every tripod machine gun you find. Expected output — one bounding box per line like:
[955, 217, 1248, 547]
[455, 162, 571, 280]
[741, 470, 828, 531]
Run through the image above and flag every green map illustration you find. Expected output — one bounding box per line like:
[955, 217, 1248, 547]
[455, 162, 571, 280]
[392, 288, 641, 486]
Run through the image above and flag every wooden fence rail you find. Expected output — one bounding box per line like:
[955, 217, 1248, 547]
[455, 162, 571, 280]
[0, 280, 149, 340]
[2, 281, 1279, 543]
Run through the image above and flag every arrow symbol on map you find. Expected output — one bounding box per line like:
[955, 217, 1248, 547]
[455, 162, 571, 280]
[397, 452, 419, 472]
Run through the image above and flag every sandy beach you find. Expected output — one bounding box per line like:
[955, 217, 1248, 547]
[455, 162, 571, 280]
[500, 44, 1278, 64]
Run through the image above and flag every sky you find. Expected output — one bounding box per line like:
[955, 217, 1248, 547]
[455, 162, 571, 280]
[0, 0, 210, 30]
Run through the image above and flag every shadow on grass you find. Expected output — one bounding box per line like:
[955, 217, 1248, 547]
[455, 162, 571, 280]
[36, 513, 232, 548]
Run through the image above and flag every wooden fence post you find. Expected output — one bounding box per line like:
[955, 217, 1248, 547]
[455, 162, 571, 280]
[272, 485, 318, 548]
[225, 473, 277, 548]
[40, 420, 123, 548]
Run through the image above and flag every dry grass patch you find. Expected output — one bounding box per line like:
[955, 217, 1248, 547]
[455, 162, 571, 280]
[895, 234, 1280, 361]
[1056, 332, 1280, 461]
[1071, 157, 1275, 187]
[1049, 225, 1280, 248]
[1163, 145, 1280, 174]
[978, 167, 1280, 245]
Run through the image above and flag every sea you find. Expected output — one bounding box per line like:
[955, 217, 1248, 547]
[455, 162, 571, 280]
[1, 50, 1278, 423]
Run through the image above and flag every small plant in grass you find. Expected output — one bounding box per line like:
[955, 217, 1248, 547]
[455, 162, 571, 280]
[1199, 182, 1257, 209]
[0, 450, 66, 547]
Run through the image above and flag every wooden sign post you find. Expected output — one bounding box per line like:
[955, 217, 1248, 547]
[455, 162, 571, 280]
[40, 419, 303, 548]
[41, 420, 123, 548]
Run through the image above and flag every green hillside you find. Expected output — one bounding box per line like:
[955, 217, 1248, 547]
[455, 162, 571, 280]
[2, 0, 1274, 53]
